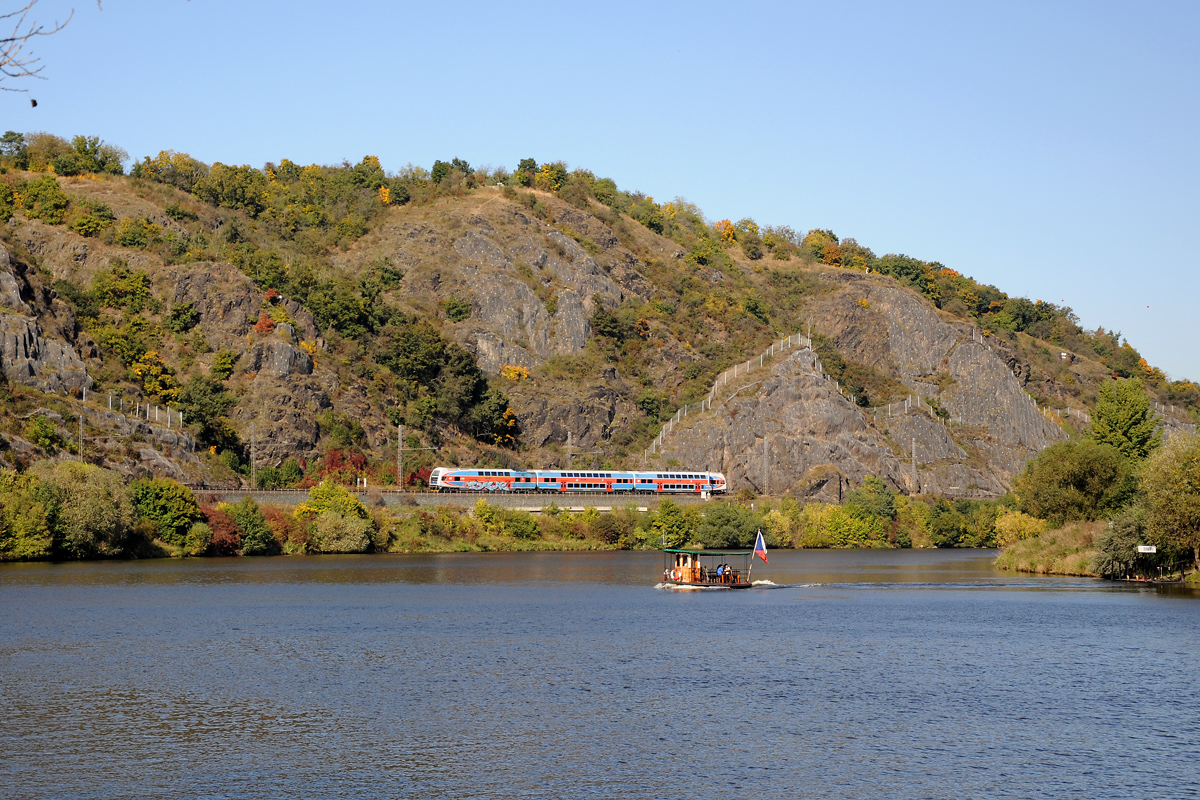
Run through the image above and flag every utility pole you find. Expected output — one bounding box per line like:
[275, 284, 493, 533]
[251, 423, 256, 489]
[912, 438, 917, 493]
[763, 438, 769, 496]
[79, 416, 83, 463]
[567, 430, 573, 469]
[398, 423, 404, 492]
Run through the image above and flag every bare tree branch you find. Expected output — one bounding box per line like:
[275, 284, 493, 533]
[1, 1, 78, 92]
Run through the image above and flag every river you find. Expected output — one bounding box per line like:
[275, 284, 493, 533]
[1, 550, 1197, 799]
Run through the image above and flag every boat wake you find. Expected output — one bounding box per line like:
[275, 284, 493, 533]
[654, 582, 734, 591]
[654, 579, 818, 591]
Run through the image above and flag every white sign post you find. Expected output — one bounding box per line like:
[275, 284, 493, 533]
[1137, 545, 1157, 554]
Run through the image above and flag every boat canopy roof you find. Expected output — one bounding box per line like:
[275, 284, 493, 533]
[664, 548, 752, 556]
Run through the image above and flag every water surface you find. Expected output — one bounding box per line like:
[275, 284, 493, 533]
[1, 550, 1196, 799]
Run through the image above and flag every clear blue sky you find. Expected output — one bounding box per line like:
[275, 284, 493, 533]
[7, 0, 1199, 380]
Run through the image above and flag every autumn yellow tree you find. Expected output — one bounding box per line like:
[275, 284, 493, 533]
[132, 351, 179, 401]
[714, 219, 736, 243]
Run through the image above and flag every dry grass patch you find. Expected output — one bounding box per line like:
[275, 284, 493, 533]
[995, 520, 1105, 576]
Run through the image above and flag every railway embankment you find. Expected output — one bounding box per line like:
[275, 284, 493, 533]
[192, 489, 713, 512]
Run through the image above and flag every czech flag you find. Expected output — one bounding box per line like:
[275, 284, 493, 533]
[754, 529, 769, 564]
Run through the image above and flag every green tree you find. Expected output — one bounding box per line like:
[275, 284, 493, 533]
[132, 150, 210, 192]
[472, 388, 519, 447]
[431, 160, 452, 184]
[0, 131, 26, 160]
[1140, 433, 1200, 571]
[298, 481, 370, 520]
[929, 499, 966, 547]
[651, 499, 697, 548]
[91, 264, 151, 312]
[1091, 506, 1145, 578]
[69, 135, 126, 175]
[0, 469, 53, 560]
[30, 461, 134, 559]
[22, 175, 70, 224]
[844, 476, 897, 521]
[442, 297, 471, 322]
[515, 158, 538, 186]
[590, 305, 628, 341]
[635, 390, 667, 422]
[226, 497, 277, 556]
[696, 503, 764, 548]
[192, 163, 267, 216]
[1090, 378, 1161, 460]
[210, 349, 239, 381]
[128, 477, 203, 546]
[27, 414, 60, 452]
[177, 374, 239, 449]
[184, 522, 213, 556]
[742, 295, 769, 324]
[1014, 439, 1136, 525]
[312, 511, 372, 553]
[166, 302, 200, 333]
[279, 458, 304, 486]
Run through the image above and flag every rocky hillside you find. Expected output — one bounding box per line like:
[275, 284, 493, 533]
[0, 138, 1195, 494]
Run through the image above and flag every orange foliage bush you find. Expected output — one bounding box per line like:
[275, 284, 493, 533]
[714, 219, 737, 244]
[253, 311, 276, 334]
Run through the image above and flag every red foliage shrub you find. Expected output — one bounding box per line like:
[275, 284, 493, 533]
[203, 505, 243, 556]
[407, 466, 432, 488]
[265, 288, 280, 304]
[253, 311, 276, 334]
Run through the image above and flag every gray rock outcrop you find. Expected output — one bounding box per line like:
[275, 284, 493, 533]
[0, 245, 91, 393]
[246, 340, 313, 377]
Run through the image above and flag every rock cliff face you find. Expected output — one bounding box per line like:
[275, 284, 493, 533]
[246, 340, 313, 378]
[657, 277, 1065, 497]
[342, 202, 637, 374]
[0, 246, 93, 394]
[0, 312, 93, 393]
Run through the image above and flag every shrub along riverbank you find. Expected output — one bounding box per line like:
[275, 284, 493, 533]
[993, 379, 1200, 584]
[0, 463, 1024, 560]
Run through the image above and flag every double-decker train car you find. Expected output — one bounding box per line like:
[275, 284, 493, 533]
[429, 468, 726, 495]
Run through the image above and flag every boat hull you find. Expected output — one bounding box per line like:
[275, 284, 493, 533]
[660, 581, 754, 590]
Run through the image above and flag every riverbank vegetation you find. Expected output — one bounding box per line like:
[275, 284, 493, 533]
[997, 378, 1200, 581]
[1, 461, 1026, 560]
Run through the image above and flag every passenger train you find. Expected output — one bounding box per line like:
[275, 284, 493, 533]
[429, 467, 727, 495]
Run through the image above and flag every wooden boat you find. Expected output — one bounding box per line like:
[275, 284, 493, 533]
[660, 547, 755, 589]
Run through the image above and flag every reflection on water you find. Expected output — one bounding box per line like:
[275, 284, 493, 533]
[1, 550, 1197, 799]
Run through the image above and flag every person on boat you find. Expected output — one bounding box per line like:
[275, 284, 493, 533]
[716, 563, 725, 582]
